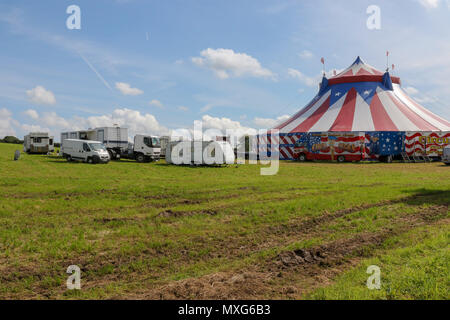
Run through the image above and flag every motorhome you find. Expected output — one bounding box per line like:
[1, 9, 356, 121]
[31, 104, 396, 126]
[60, 139, 110, 164]
[23, 132, 54, 154]
[121, 134, 161, 162]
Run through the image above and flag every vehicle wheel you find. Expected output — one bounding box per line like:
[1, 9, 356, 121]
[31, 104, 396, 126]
[337, 155, 346, 163]
[92, 156, 100, 164]
[87, 157, 93, 164]
[66, 155, 72, 162]
[108, 149, 116, 160]
[298, 153, 307, 162]
[136, 153, 145, 163]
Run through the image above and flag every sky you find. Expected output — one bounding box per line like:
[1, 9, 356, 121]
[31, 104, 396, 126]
[1, 0, 450, 141]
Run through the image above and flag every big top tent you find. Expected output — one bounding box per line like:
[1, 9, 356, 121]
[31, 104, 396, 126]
[260, 57, 450, 162]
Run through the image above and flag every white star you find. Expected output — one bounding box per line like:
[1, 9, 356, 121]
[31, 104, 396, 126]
[363, 90, 371, 95]
[335, 92, 341, 97]
[386, 138, 390, 142]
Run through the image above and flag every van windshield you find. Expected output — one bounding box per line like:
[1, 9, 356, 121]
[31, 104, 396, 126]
[89, 143, 106, 151]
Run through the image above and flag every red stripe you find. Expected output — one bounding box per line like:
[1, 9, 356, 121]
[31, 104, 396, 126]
[291, 96, 331, 132]
[285, 146, 295, 158]
[399, 89, 450, 127]
[388, 92, 438, 131]
[369, 92, 398, 131]
[330, 88, 357, 131]
[280, 149, 289, 159]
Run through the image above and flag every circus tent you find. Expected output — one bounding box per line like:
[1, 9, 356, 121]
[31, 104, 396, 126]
[274, 57, 450, 133]
[260, 57, 450, 161]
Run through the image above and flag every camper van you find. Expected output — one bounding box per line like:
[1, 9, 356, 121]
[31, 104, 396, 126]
[60, 139, 110, 164]
[23, 132, 54, 154]
[443, 146, 450, 165]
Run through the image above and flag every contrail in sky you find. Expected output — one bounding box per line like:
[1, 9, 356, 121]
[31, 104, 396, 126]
[78, 52, 114, 92]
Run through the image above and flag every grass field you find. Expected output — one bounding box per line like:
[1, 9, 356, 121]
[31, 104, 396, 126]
[0, 142, 448, 300]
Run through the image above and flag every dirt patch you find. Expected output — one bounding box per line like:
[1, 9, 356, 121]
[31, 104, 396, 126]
[142, 271, 273, 300]
[157, 209, 218, 218]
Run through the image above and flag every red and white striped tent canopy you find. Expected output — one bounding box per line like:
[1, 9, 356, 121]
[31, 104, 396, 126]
[274, 57, 450, 133]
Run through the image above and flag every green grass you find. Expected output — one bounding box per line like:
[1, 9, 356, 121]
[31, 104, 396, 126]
[0, 142, 449, 299]
[306, 223, 449, 300]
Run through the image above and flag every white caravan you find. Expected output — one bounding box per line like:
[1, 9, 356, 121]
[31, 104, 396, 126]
[61, 126, 128, 160]
[443, 146, 450, 165]
[23, 132, 54, 154]
[121, 134, 161, 162]
[166, 140, 235, 165]
[60, 139, 110, 164]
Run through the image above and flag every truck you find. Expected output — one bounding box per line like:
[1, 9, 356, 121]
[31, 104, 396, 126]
[292, 132, 366, 162]
[23, 132, 54, 154]
[60, 139, 110, 164]
[60, 127, 161, 162]
[120, 134, 161, 162]
[166, 140, 235, 165]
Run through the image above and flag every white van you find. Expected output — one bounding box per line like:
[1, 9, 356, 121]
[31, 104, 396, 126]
[61, 139, 110, 164]
[443, 146, 450, 165]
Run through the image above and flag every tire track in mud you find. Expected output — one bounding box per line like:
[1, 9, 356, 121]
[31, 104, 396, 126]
[137, 203, 448, 300]
[1, 192, 446, 299]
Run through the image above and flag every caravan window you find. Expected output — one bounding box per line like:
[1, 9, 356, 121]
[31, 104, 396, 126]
[34, 137, 42, 143]
[49, 139, 53, 145]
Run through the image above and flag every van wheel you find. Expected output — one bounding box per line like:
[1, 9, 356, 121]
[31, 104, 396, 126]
[298, 153, 307, 162]
[92, 156, 100, 164]
[66, 155, 72, 162]
[337, 155, 346, 163]
[136, 153, 145, 163]
[87, 157, 93, 164]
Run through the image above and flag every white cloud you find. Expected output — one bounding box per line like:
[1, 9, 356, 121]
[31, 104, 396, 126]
[404, 86, 419, 95]
[178, 106, 189, 112]
[288, 68, 317, 87]
[26, 86, 56, 105]
[20, 123, 50, 133]
[115, 82, 143, 96]
[192, 48, 275, 79]
[0, 108, 16, 138]
[253, 115, 290, 128]
[23, 109, 39, 120]
[417, 0, 441, 9]
[7, 108, 168, 141]
[299, 50, 314, 59]
[149, 99, 164, 108]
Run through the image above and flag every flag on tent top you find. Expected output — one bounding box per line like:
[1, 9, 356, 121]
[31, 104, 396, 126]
[321, 57, 325, 64]
[392, 64, 395, 70]
[386, 51, 389, 56]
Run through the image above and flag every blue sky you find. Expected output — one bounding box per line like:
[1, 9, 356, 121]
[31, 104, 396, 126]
[1, 0, 449, 140]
